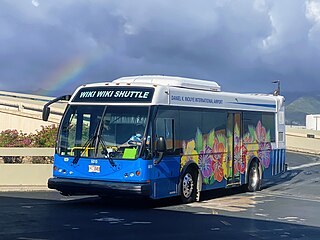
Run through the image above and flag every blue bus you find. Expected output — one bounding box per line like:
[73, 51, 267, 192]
[43, 75, 286, 203]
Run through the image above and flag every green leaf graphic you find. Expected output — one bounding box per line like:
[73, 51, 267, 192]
[248, 126, 257, 142]
[266, 130, 271, 142]
[207, 130, 215, 148]
[195, 128, 203, 152]
[209, 175, 215, 185]
[217, 134, 226, 145]
[204, 178, 209, 185]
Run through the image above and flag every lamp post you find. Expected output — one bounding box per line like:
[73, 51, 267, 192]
[272, 80, 280, 96]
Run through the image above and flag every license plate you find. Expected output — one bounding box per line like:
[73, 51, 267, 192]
[88, 165, 100, 173]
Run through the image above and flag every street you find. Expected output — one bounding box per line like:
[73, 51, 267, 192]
[0, 151, 319, 240]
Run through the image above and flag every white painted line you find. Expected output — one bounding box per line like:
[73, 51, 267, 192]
[18, 238, 48, 240]
[288, 162, 320, 170]
[255, 213, 269, 217]
[220, 220, 231, 226]
[260, 192, 320, 203]
[131, 221, 152, 224]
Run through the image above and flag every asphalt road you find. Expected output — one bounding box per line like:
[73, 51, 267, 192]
[0, 151, 319, 240]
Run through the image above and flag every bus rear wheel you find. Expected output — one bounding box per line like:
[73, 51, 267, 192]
[247, 161, 261, 192]
[181, 168, 198, 203]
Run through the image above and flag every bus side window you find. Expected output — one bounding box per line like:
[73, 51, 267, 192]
[156, 107, 181, 154]
[156, 118, 174, 151]
[262, 112, 276, 142]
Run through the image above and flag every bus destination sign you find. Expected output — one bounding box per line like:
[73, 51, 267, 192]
[72, 87, 154, 103]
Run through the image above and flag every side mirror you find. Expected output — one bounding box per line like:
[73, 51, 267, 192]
[42, 94, 71, 121]
[154, 136, 166, 165]
[42, 106, 51, 121]
[156, 136, 166, 152]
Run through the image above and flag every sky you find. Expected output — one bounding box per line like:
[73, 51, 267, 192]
[1, 0, 320, 96]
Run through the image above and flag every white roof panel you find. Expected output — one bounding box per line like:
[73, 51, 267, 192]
[112, 75, 221, 92]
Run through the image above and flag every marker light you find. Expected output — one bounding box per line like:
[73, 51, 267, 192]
[53, 166, 57, 171]
[136, 170, 141, 176]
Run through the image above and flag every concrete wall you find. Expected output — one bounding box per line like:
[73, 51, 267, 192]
[286, 126, 320, 154]
[0, 147, 54, 156]
[0, 148, 54, 190]
[0, 164, 52, 186]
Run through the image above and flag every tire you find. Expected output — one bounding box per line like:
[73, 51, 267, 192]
[181, 168, 198, 203]
[247, 161, 261, 192]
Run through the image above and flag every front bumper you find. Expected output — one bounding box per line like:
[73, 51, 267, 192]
[48, 177, 151, 197]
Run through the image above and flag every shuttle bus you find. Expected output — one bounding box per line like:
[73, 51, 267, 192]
[43, 75, 286, 203]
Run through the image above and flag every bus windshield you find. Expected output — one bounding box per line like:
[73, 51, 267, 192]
[57, 105, 149, 160]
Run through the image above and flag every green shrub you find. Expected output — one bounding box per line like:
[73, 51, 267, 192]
[32, 125, 58, 147]
[0, 125, 58, 148]
[0, 129, 31, 147]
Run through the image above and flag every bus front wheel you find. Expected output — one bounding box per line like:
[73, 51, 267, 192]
[247, 161, 261, 192]
[181, 168, 198, 203]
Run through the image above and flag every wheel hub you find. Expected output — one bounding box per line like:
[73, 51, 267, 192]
[182, 173, 194, 198]
[250, 167, 258, 188]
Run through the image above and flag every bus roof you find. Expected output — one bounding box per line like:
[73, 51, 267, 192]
[112, 75, 221, 92]
[70, 75, 284, 113]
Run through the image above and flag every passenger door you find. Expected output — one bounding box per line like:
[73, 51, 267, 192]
[227, 112, 242, 185]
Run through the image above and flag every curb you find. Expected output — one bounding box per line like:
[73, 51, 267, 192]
[0, 185, 53, 192]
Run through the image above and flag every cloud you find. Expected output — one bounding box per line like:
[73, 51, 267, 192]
[0, 0, 319, 95]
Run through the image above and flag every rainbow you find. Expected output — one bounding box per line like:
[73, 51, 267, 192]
[41, 51, 105, 96]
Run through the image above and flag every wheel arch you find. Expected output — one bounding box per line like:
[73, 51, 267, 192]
[246, 156, 262, 184]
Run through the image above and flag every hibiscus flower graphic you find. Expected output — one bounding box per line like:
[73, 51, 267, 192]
[255, 121, 272, 169]
[258, 142, 272, 168]
[198, 146, 213, 179]
[212, 139, 225, 182]
[212, 136, 225, 182]
[234, 144, 247, 174]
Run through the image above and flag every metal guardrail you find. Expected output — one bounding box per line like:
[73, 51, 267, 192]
[0, 90, 67, 116]
[0, 148, 54, 157]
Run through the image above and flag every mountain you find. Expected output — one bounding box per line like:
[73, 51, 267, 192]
[285, 94, 320, 126]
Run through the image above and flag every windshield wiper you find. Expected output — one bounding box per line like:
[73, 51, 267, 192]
[98, 135, 117, 167]
[72, 134, 96, 164]
[93, 107, 117, 167]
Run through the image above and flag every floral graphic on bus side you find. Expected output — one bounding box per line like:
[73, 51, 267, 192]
[180, 120, 272, 185]
[182, 128, 227, 184]
[243, 120, 272, 169]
